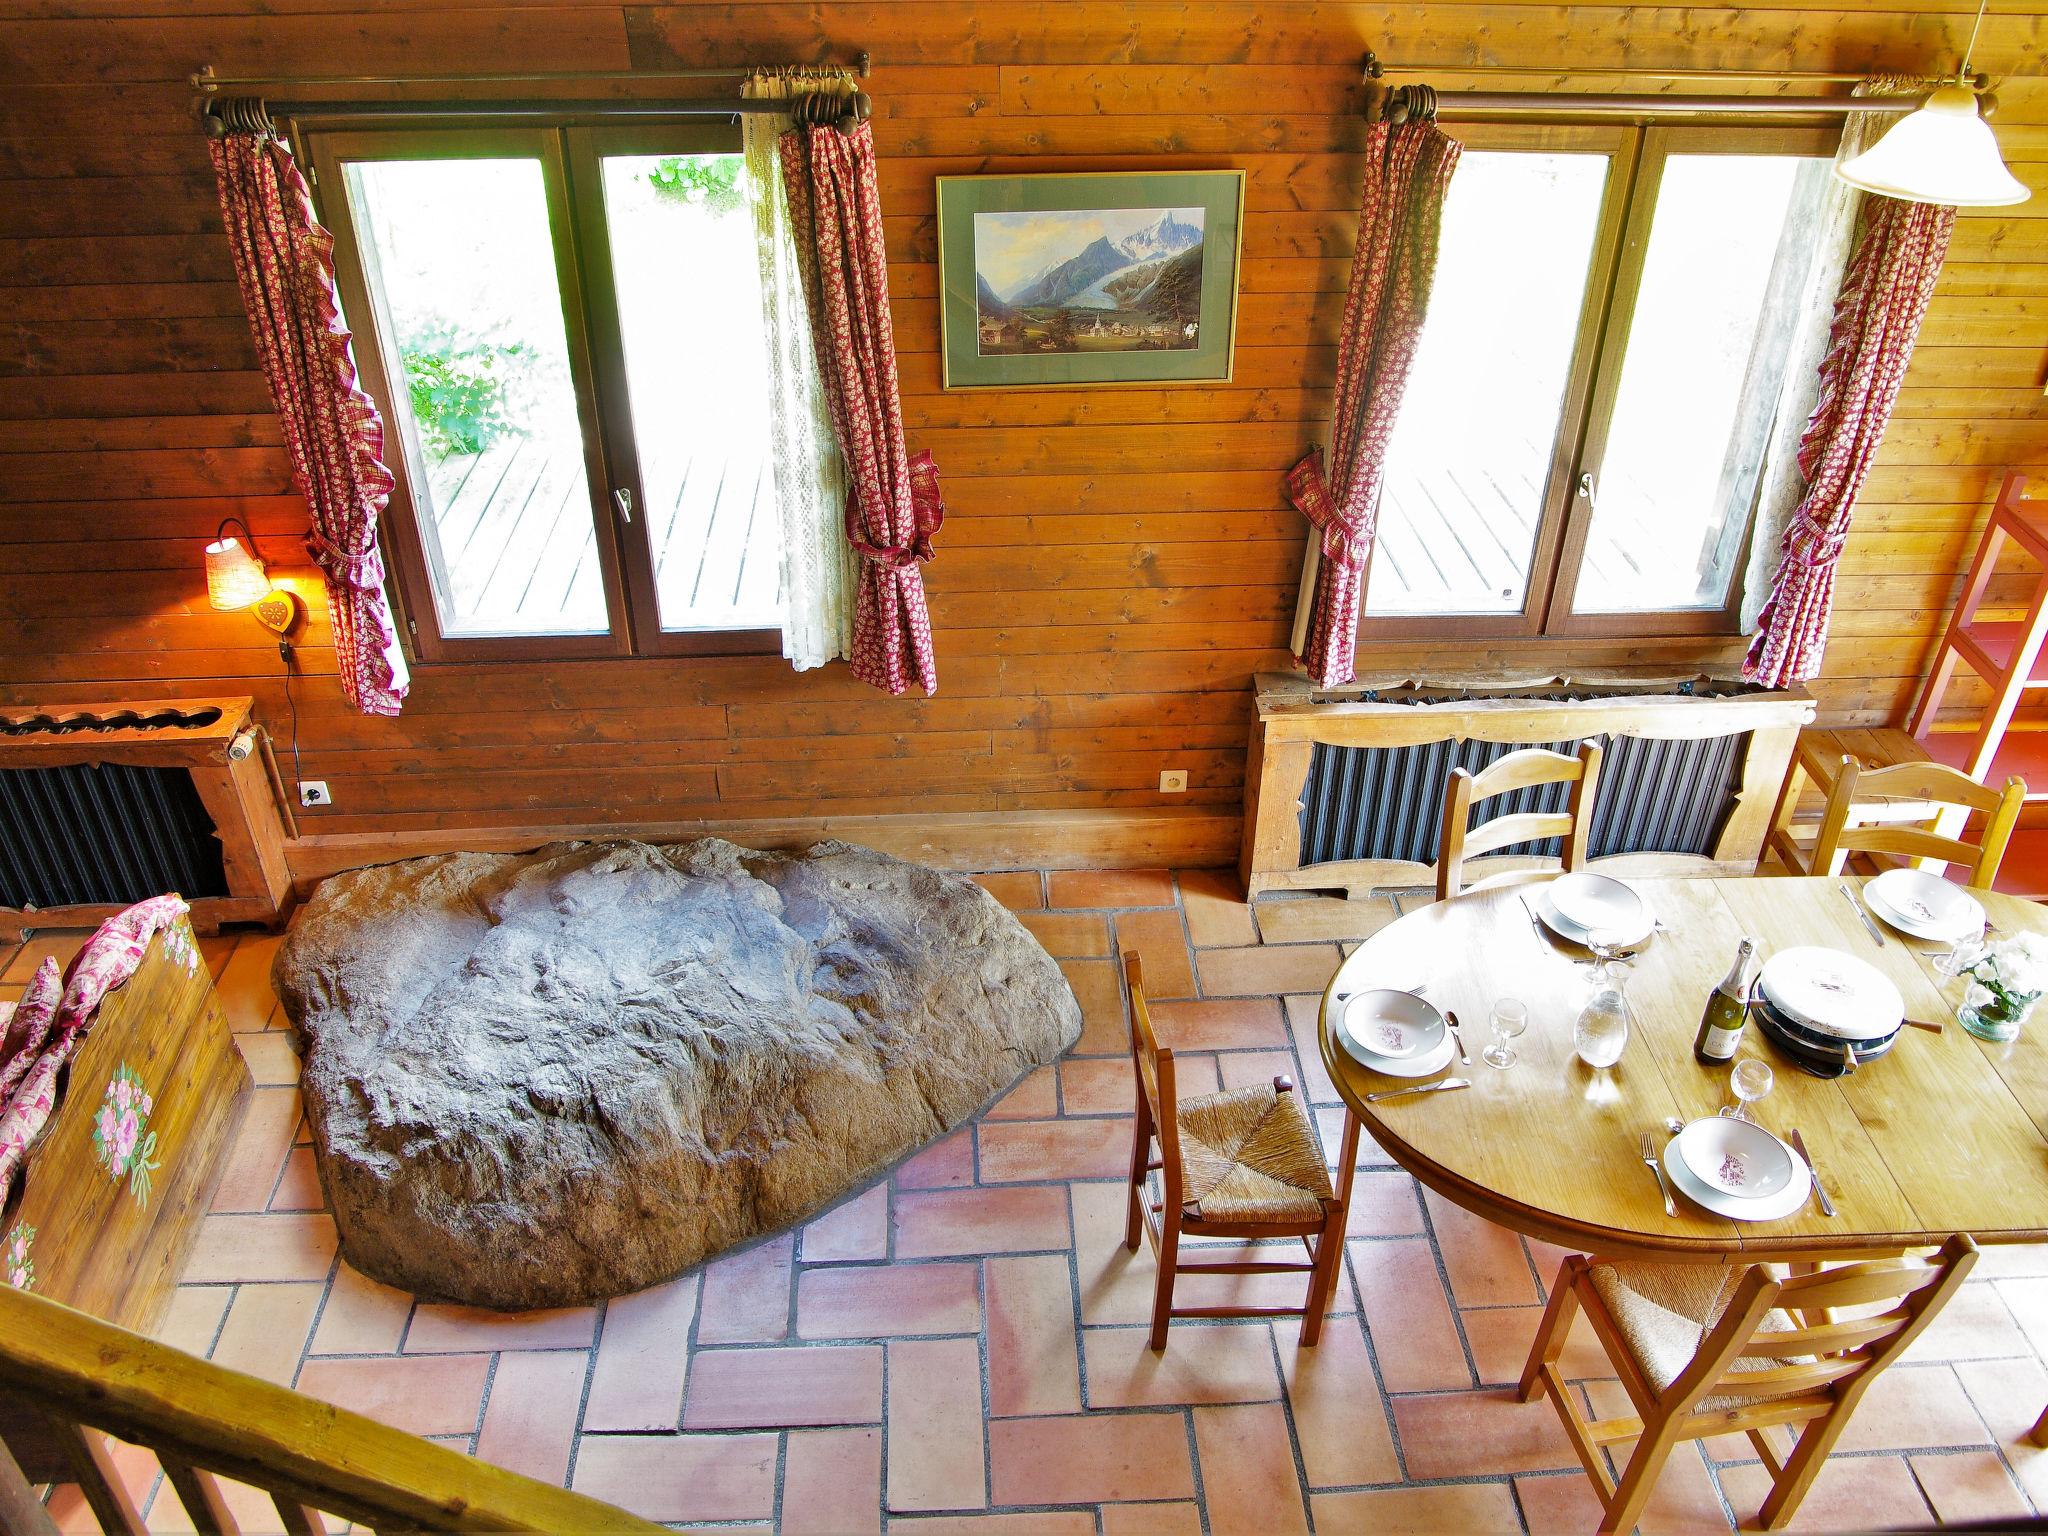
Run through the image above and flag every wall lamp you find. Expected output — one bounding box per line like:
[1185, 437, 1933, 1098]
[204, 517, 302, 652]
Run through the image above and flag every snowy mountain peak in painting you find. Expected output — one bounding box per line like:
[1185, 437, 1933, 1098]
[1115, 210, 1202, 264]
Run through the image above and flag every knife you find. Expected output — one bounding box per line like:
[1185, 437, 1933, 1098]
[1366, 1077, 1470, 1104]
[1789, 1127, 1836, 1218]
[1839, 881, 1888, 950]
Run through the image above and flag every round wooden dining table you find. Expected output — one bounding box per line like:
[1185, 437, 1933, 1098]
[1318, 874, 2048, 1262]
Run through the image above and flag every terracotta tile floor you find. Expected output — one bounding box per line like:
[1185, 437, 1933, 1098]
[7, 872, 2048, 1533]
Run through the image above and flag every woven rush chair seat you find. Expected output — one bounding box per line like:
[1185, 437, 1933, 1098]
[1175, 1084, 1334, 1224]
[1588, 1262, 1814, 1414]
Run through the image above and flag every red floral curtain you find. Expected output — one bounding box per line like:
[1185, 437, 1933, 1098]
[210, 128, 409, 717]
[1744, 194, 1955, 688]
[780, 110, 942, 696]
[1287, 119, 1462, 689]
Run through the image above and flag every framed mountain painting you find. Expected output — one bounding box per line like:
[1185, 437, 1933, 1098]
[935, 170, 1245, 389]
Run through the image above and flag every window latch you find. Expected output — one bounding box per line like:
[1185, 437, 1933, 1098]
[612, 487, 634, 524]
[1576, 471, 1597, 511]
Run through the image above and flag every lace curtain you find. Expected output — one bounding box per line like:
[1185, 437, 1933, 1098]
[742, 73, 855, 671]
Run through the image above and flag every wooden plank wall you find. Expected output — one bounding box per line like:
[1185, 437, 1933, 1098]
[3, 3, 2048, 868]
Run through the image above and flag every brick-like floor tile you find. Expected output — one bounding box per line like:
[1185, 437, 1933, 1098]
[986, 1254, 1081, 1417]
[268, 1146, 325, 1211]
[895, 1185, 1070, 1258]
[798, 1262, 981, 1338]
[295, 1354, 489, 1437]
[1910, 1450, 2035, 1526]
[1062, 957, 1127, 1055]
[309, 1260, 412, 1355]
[804, 1182, 892, 1263]
[972, 872, 1043, 911]
[1018, 911, 1111, 957]
[1150, 997, 1289, 1051]
[1047, 869, 1175, 908]
[234, 1029, 301, 1085]
[1100, 1502, 1204, 1536]
[1835, 1364, 1991, 1451]
[1954, 1356, 2048, 1510]
[1719, 1452, 1931, 1531]
[785, 1427, 883, 1536]
[697, 1233, 794, 1343]
[1310, 1483, 1522, 1534]
[2000, 1276, 2048, 1361]
[1195, 944, 1341, 998]
[405, 1302, 596, 1353]
[1345, 1170, 1424, 1238]
[1391, 1388, 1581, 1478]
[1208, 1050, 1293, 1093]
[209, 1086, 304, 1212]
[988, 1412, 1195, 1505]
[1462, 1304, 1611, 1387]
[977, 1117, 1128, 1182]
[155, 1285, 230, 1357]
[1061, 1055, 1217, 1117]
[570, 1432, 778, 1524]
[214, 934, 284, 1031]
[1422, 1188, 1539, 1308]
[1519, 1432, 1729, 1534]
[683, 1343, 883, 1428]
[1285, 995, 1341, 1103]
[984, 1065, 1059, 1121]
[887, 1336, 987, 1512]
[1177, 869, 1257, 948]
[47, 1438, 157, 1536]
[1276, 1316, 1400, 1489]
[1255, 895, 1398, 946]
[898, 1127, 977, 1189]
[893, 1516, 1094, 1535]
[1195, 1401, 1310, 1536]
[1903, 1282, 2033, 1363]
[1116, 909, 1197, 998]
[211, 1281, 322, 1385]
[584, 1272, 698, 1432]
[1349, 1236, 1472, 1392]
[2, 931, 86, 985]
[1082, 1322, 1280, 1407]
[184, 1213, 337, 1284]
[474, 1349, 586, 1485]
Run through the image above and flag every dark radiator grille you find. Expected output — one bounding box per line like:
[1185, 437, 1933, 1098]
[0, 763, 228, 910]
[1298, 731, 1745, 869]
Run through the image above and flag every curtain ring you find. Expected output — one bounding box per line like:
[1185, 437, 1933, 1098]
[203, 95, 276, 139]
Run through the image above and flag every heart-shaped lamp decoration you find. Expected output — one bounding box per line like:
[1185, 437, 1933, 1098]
[251, 589, 300, 637]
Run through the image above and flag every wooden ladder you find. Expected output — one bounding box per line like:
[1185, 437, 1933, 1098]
[1907, 472, 2048, 781]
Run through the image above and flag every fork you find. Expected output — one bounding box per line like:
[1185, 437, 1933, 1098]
[1640, 1130, 1676, 1217]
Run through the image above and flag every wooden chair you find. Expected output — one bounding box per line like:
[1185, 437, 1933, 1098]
[1436, 740, 1604, 902]
[1518, 1237, 1978, 1535]
[1120, 952, 1347, 1350]
[1808, 755, 2025, 890]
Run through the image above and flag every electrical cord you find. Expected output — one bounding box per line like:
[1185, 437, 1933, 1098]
[280, 638, 303, 791]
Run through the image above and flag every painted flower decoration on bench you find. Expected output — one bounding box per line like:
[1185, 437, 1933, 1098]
[159, 917, 202, 978]
[92, 1063, 160, 1208]
[3, 1221, 32, 1291]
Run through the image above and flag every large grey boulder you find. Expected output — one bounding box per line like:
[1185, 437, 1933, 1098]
[272, 838, 1081, 1309]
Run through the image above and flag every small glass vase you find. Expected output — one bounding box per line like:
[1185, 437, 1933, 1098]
[1960, 990, 2036, 1044]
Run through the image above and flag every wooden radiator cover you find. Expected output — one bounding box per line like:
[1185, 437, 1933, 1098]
[1239, 672, 1815, 898]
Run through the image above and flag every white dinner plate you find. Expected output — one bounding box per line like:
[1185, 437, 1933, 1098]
[1663, 1131, 1811, 1222]
[1755, 947, 1905, 1042]
[1674, 1116, 1798, 1201]
[1863, 868, 1985, 944]
[1538, 873, 1654, 948]
[1337, 990, 1457, 1079]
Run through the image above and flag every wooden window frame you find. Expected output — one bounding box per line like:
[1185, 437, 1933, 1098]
[305, 119, 782, 665]
[1355, 119, 1840, 646]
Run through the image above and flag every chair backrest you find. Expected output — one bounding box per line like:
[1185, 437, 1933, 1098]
[1122, 952, 1182, 1193]
[1812, 755, 2026, 890]
[1436, 740, 1604, 902]
[1663, 1235, 1978, 1422]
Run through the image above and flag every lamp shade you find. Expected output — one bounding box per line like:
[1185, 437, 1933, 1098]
[1837, 84, 2031, 208]
[204, 536, 271, 611]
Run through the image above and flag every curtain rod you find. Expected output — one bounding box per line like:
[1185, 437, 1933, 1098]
[204, 95, 873, 130]
[189, 56, 870, 92]
[1397, 90, 1940, 118]
[1359, 50, 1987, 92]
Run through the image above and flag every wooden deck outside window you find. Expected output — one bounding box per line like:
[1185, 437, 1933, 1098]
[306, 119, 786, 664]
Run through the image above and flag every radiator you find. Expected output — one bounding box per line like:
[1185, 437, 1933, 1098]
[1298, 730, 1744, 868]
[0, 699, 293, 936]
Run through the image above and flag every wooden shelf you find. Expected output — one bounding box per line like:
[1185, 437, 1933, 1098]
[1955, 620, 2048, 689]
[1922, 728, 2048, 801]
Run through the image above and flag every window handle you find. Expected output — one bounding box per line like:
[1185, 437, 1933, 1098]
[1576, 471, 1597, 511]
[612, 487, 634, 524]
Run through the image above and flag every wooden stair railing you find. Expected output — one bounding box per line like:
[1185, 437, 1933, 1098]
[0, 1281, 664, 1534]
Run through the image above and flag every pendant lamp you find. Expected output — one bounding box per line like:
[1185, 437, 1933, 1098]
[1837, 0, 2030, 207]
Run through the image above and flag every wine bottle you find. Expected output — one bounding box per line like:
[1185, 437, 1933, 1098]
[1694, 938, 1757, 1065]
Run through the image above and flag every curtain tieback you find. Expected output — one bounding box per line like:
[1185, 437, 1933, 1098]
[1285, 448, 1370, 571]
[304, 528, 387, 590]
[843, 450, 945, 570]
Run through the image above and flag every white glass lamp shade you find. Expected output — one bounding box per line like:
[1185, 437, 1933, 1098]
[205, 537, 271, 611]
[1837, 84, 2031, 208]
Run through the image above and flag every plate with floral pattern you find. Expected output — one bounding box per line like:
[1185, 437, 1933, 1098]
[1664, 1120, 1811, 1221]
[1337, 989, 1455, 1079]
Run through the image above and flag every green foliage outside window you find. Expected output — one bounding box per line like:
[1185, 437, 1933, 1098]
[646, 155, 745, 215]
[399, 324, 528, 460]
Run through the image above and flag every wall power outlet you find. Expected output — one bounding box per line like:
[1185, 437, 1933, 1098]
[1159, 769, 1188, 794]
[300, 781, 333, 807]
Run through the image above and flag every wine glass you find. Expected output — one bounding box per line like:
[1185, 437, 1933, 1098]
[1583, 923, 1634, 990]
[1484, 997, 1529, 1070]
[1720, 1057, 1774, 1123]
[1934, 933, 1987, 982]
